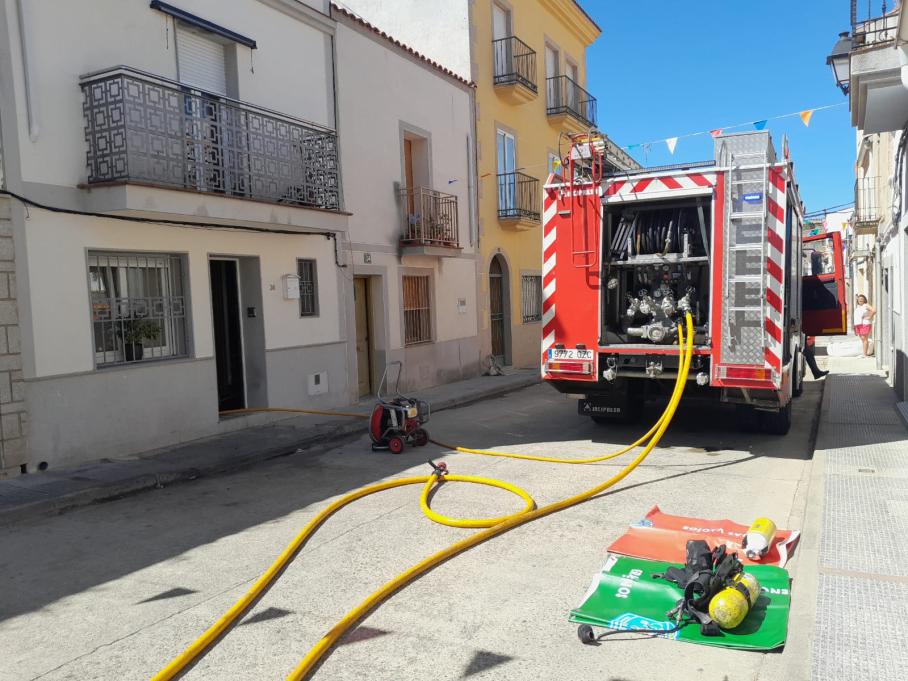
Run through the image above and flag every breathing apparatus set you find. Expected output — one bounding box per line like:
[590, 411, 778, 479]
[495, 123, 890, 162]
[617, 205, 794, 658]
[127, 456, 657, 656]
[655, 539, 760, 633]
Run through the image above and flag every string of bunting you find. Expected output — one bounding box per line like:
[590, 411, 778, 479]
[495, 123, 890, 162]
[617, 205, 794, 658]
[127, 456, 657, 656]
[625, 102, 845, 157]
[475, 101, 846, 177]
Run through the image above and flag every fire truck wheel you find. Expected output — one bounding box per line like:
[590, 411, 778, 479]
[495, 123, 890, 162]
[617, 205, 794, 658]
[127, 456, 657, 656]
[760, 400, 792, 435]
[735, 405, 761, 433]
[388, 437, 405, 454]
[414, 428, 429, 447]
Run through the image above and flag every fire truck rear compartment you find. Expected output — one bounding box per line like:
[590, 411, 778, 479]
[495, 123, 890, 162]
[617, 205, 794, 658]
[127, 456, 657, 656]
[601, 198, 712, 348]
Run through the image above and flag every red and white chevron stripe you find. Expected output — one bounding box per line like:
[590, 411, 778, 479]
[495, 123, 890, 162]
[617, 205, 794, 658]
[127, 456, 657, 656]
[763, 167, 787, 378]
[604, 172, 717, 200]
[541, 175, 559, 374]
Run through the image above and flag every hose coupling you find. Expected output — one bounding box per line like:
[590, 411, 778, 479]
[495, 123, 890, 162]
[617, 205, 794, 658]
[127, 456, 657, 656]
[428, 460, 448, 477]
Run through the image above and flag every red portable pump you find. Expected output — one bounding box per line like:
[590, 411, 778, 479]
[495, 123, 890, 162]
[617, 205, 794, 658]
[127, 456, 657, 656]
[369, 361, 430, 453]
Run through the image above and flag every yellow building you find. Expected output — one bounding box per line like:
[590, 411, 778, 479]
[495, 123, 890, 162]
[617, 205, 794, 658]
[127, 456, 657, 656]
[473, 0, 606, 368]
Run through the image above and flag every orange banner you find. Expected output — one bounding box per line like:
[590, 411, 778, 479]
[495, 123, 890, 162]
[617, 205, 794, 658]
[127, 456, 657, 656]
[607, 506, 800, 568]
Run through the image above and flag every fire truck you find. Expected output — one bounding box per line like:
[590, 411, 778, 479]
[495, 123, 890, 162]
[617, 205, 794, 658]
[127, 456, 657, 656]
[541, 131, 846, 434]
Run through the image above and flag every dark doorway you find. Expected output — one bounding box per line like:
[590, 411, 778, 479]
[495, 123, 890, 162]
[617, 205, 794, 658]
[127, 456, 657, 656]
[210, 259, 245, 411]
[489, 255, 509, 363]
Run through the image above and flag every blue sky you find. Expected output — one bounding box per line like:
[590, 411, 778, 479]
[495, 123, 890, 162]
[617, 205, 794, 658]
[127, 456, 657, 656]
[580, 1, 856, 214]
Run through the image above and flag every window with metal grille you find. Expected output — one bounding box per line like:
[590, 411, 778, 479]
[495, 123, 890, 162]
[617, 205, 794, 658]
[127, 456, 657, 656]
[88, 252, 188, 367]
[297, 259, 319, 316]
[402, 275, 432, 345]
[521, 275, 542, 323]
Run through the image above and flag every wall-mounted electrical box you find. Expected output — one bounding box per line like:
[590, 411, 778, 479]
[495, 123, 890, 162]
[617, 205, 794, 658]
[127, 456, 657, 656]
[307, 371, 328, 396]
[282, 274, 300, 300]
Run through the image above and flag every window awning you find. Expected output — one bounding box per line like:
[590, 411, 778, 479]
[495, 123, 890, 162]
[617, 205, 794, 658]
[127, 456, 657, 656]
[150, 1, 257, 49]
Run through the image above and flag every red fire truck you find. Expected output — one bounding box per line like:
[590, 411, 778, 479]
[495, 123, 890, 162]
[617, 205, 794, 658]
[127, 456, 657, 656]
[541, 131, 846, 434]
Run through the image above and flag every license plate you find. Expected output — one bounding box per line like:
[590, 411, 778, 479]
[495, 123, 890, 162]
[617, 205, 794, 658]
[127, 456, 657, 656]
[548, 348, 594, 361]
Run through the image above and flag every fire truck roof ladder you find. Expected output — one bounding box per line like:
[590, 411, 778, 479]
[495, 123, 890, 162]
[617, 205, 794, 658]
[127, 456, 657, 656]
[720, 136, 771, 367]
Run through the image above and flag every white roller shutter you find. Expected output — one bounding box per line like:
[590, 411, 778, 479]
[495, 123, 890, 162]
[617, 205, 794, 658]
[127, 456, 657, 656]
[175, 24, 227, 95]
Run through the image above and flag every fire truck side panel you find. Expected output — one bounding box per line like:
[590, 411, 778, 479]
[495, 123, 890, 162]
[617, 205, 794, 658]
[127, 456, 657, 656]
[540, 178, 601, 384]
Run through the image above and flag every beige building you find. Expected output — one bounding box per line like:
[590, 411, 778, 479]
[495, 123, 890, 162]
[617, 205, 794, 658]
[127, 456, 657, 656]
[841, 2, 908, 402]
[332, 4, 481, 394]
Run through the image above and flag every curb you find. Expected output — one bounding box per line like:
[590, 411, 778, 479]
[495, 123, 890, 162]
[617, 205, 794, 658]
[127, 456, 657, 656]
[0, 374, 539, 526]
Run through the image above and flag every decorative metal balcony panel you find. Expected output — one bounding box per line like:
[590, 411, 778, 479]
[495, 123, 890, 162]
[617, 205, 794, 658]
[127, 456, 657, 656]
[399, 187, 460, 248]
[546, 75, 597, 128]
[492, 36, 538, 93]
[81, 67, 340, 210]
[497, 171, 540, 221]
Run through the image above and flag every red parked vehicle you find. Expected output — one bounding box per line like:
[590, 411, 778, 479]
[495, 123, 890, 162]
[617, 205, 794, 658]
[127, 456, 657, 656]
[540, 131, 846, 434]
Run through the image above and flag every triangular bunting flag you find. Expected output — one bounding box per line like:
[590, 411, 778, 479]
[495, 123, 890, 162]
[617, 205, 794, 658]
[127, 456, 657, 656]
[665, 137, 678, 155]
[753, 120, 768, 131]
[800, 110, 814, 127]
[710, 129, 722, 138]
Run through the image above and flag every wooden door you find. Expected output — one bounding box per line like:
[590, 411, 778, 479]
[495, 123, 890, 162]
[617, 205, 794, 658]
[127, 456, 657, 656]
[354, 278, 373, 397]
[404, 139, 415, 215]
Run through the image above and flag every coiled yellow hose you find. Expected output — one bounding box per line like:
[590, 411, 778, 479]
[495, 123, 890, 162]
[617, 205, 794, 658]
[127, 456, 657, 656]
[152, 315, 693, 681]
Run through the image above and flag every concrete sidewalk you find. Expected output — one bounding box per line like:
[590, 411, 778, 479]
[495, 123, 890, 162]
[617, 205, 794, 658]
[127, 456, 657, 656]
[0, 370, 538, 525]
[784, 339, 908, 681]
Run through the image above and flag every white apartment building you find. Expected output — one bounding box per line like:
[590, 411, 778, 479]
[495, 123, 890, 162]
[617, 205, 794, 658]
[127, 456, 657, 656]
[331, 4, 480, 395]
[0, 0, 482, 476]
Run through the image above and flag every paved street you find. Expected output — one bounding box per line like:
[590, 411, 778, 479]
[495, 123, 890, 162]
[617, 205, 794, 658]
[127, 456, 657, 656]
[1, 379, 823, 681]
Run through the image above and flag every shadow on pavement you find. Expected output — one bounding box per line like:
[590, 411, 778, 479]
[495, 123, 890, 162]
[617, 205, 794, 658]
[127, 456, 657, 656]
[0, 375, 825, 625]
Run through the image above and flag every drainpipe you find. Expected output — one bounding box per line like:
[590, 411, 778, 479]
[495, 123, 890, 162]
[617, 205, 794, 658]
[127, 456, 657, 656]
[14, 0, 38, 141]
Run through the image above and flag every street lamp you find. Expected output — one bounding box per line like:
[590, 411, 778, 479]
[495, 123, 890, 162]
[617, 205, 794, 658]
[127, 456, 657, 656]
[826, 31, 853, 95]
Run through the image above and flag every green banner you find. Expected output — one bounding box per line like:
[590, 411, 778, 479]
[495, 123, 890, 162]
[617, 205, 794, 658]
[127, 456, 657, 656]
[570, 555, 790, 650]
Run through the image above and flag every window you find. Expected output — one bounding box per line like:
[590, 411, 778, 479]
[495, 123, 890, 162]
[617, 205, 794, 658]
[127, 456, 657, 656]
[89, 252, 188, 367]
[497, 129, 517, 215]
[402, 275, 432, 345]
[521, 275, 542, 323]
[175, 22, 229, 95]
[545, 44, 559, 78]
[297, 259, 319, 316]
[492, 3, 511, 40]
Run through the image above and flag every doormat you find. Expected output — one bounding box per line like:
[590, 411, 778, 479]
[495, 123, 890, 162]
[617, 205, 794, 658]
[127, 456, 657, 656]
[570, 554, 790, 650]
[607, 506, 800, 568]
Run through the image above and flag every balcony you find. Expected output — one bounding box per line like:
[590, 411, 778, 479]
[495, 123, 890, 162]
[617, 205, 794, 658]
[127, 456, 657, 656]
[546, 75, 597, 132]
[80, 67, 341, 215]
[497, 172, 540, 229]
[398, 186, 460, 256]
[492, 36, 537, 104]
[854, 176, 883, 234]
[848, 7, 908, 133]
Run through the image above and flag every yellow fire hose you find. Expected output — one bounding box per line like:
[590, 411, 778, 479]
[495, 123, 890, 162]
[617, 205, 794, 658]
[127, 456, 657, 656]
[152, 315, 693, 681]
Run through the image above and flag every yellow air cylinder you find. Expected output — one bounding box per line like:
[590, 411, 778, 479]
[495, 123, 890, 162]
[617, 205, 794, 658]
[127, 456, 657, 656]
[708, 572, 760, 630]
[743, 517, 777, 561]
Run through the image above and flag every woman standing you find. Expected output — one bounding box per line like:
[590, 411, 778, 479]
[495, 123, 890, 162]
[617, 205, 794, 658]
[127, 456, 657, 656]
[853, 294, 876, 356]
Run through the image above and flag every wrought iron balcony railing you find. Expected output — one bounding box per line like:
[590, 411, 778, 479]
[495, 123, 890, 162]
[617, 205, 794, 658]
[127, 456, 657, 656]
[854, 176, 882, 225]
[497, 171, 540, 221]
[546, 74, 596, 128]
[492, 36, 537, 93]
[80, 66, 340, 210]
[851, 2, 899, 47]
[399, 187, 460, 248]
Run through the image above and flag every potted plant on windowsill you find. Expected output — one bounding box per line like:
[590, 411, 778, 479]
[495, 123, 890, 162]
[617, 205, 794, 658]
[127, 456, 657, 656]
[119, 319, 160, 362]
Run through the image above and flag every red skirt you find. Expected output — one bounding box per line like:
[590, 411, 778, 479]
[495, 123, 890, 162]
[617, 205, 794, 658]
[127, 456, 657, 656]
[854, 324, 871, 337]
